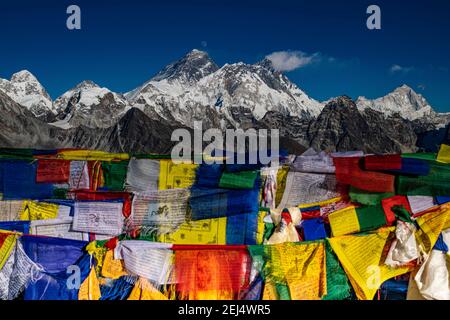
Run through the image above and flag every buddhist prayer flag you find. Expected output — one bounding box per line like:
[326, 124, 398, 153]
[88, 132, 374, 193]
[329, 228, 411, 300]
[334, 157, 395, 193]
[328, 205, 387, 237]
[0, 147, 450, 301]
[36, 159, 70, 184]
[173, 246, 251, 300]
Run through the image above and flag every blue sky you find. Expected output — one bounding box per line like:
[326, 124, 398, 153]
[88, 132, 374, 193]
[0, 0, 449, 111]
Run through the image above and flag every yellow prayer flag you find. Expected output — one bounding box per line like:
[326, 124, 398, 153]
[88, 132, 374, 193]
[275, 166, 290, 208]
[20, 201, 59, 220]
[329, 228, 411, 300]
[415, 203, 450, 253]
[101, 250, 127, 279]
[158, 217, 227, 245]
[58, 150, 129, 161]
[128, 278, 168, 300]
[267, 242, 327, 300]
[78, 267, 101, 300]
[158, 160, 198, 190]
[328, 206, 360, 237]
[437, 144, 450, 164]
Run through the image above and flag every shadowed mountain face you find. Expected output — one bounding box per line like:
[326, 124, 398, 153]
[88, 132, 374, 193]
[0, 49, 448, 154]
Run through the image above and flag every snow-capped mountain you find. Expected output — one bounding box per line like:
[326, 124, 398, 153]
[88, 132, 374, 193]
[356, 85, 439, 121]
[0, 49, 449, 153]
[126, 49, 323, 127]
[52, 80, 131, 129]
[0, 70, 56, 121]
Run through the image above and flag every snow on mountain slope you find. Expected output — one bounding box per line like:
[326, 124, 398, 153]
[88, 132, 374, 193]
[356, 85, 436, 121]
[0, 70, 55, 121]
[52, 80, 130, 128]
[125, 50, 323, 127]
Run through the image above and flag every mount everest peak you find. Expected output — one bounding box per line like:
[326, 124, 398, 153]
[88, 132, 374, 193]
[125, 49, 323, 127]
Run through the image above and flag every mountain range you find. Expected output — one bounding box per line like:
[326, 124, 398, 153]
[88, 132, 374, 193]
[0, 49, 449, 154]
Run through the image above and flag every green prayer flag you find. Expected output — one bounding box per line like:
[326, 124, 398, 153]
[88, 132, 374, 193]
[219, 170, 258, 189]
[102, 161, 129, 191]
[401, 153, 437, 161]
[322, 240, 352, 300]
[349, 187, 394, 206]
[355, 205, 387, 232]
[397, 162, 450, 196]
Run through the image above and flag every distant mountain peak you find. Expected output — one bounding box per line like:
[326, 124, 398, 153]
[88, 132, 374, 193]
[10, 70, 38, 83]
[151, 49, 219, 84]
[0, 69, 55, 121]
[74, 80, 100, 90]
[356, 85, 436, 121]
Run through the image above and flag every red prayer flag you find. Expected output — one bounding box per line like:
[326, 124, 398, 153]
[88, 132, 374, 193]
[364, 155, 402, 171]
[36, 159, 70, 183]
[334, 157, 395, 193]
[381, 195, 412, 226]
